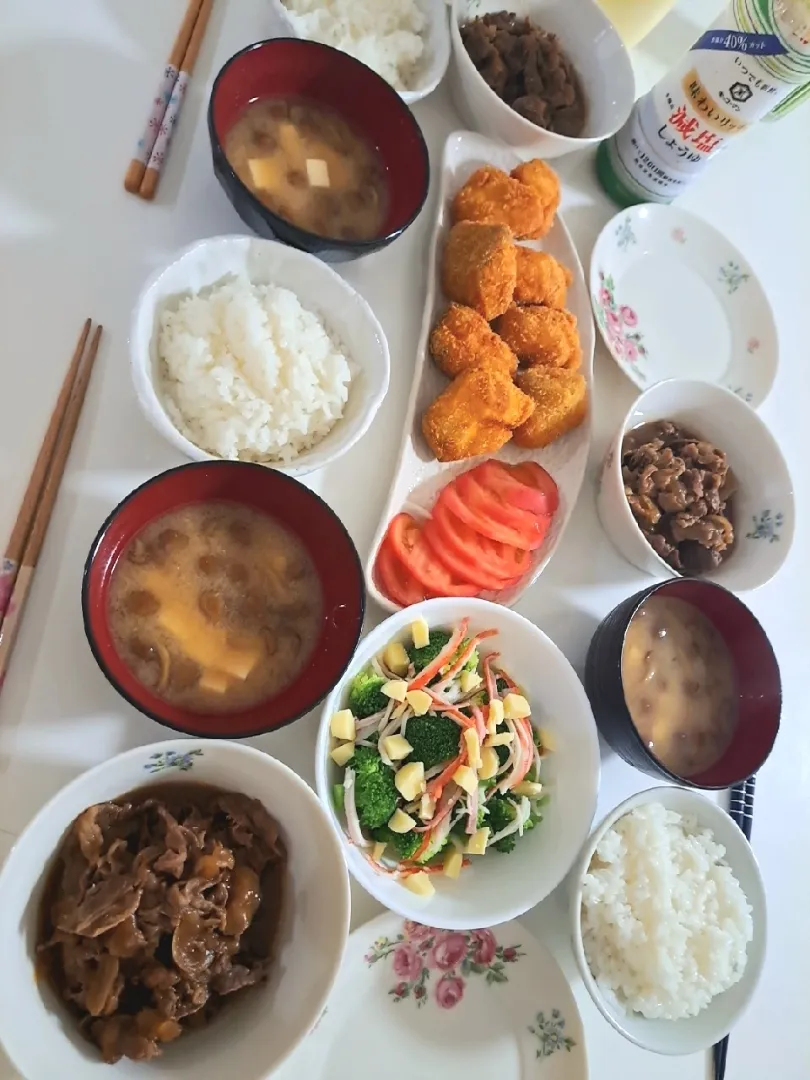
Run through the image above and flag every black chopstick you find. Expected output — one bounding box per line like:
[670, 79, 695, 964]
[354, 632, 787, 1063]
[712, 775, 757, 1080]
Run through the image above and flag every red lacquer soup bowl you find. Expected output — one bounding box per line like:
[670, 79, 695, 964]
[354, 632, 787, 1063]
[82, 462, 365, 738]
[208, 38, 430, 261]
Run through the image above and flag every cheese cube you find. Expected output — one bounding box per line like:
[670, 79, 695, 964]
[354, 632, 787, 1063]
[382, 734, 413, 761]
[382, 679, 408, 703]
[420, 793, 435, 821]
[403, 871, 435, 898]
[463, 729, 482, 771]
[465, 828, 490, 856]
[330, 742, 355, 767]
[478, 746, 499, 781]
[513, 780, 543, 799]
[411, 617, 430, 650]
[460, 670, 482, 694]
[384, 642, 410, 676]
[405, 689, 432, 716]
[372, 841, 387, 863]
[395, 762, 425, 802]
[247, 156, 283, 191]
[487, 699, 504, 733]
[306, 157, 330, 187]
[484, 731, 514, 748]
[330, 709, 356, 741]
[388, 808, 416, 834]
[538, 727, 556, 753]
[443, 849, 464, 880]
[452, 765, 478, 795]
[503, 693, 531, 720]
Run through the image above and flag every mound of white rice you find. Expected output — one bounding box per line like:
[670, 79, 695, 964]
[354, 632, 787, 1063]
[281, 0, 426, 91]
[156, 276, 353, 464]
[581, 802, 753, 1020]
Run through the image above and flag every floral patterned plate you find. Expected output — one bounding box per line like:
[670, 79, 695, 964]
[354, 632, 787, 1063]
[590, 205, 778, 408]
[274, 912, 588, 1080]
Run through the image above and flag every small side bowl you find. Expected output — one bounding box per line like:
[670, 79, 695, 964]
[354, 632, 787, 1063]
[130, 235, 390, 475]
[267, 0, 451, 105]
[597, 379, 795, 591]
[82, 461, 365, 739]
[316, 597, 601, 930]
[448, 0, 634, 159]
[208, 39, 430, 260]
[569, 786, 767, 1055]
[584, 579, 781, 789]
[0, 739, 350, 1080]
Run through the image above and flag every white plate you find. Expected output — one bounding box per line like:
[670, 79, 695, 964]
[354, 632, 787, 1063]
[590, 206, 778, 408]
[365, 131, 595, 613]
[275, 912, 589, 1080]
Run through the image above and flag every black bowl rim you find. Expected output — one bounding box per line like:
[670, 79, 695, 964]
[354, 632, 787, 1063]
[590, 577, 782, 790]
[81, 460, 366, 740]
[206, 38, 431, 253]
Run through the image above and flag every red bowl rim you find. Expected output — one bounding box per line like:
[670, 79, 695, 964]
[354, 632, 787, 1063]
[206, 37, 431, 253]
[81, 461, 366, 739]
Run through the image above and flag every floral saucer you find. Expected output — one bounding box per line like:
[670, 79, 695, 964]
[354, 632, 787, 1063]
[274, 912, 588, 1080]
[590, 205, 777, 408]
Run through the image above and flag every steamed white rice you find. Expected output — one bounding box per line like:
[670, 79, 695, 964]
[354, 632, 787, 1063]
[581, 802, 753, 1021]
[157, 276, 353, 464]
[281, 0, 426, 91]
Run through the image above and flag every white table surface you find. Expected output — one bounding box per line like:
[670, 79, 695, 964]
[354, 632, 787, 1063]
[1, 1, 807, 1077]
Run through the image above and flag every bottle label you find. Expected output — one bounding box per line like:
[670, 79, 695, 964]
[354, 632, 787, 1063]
[693, 28, 787, 53]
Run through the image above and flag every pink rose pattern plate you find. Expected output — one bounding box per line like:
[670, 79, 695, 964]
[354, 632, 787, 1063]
[274, 913, 587, 1080]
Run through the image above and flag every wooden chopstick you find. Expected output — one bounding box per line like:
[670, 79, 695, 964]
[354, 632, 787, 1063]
[124, 0, 204, 194]
[138, 0, 215, 202]
[0, 323, 103, 695]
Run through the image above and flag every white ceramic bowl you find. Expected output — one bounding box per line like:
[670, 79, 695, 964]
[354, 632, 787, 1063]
[448, 0, 635, 159]
[597, 379, 794, 592]
[315, 597, 601, 930]
[569, 786, 767, 1055]
[0, 740, 351, 1080]
[130, 235, 390, 478]
[267, 0, 451, 105]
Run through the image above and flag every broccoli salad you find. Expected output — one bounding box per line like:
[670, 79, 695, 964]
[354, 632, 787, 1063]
[328, 616, 552, 899]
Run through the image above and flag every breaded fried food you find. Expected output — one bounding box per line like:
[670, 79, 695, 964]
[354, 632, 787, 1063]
[514, 248, 573, 309]
[441, 222, 517, 321]
[510, 160, 561, 239]
[495, 305, 581, 370]
[451, 166, 546, 241]
[422, 364, 535, 462]
[430, 304, 518, 378]
[513, 366, 588, 449]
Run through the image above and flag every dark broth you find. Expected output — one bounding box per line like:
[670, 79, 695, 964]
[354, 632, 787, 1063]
[108, 503, 323, 714]
[224, 96, 390, 241]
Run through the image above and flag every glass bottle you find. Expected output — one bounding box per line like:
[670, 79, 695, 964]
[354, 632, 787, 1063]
[596, 0, 677, 47]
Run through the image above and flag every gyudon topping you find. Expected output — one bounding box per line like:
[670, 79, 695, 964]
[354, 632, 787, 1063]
[621, 420, 737, 574]
[38, 784, 286, 1064]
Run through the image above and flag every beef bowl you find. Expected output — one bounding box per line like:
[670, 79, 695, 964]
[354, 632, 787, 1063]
[0, 739, 350, 1080]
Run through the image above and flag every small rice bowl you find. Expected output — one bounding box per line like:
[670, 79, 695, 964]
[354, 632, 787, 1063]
[580, 802, 753, 1021]
[156, 276, 354, 464]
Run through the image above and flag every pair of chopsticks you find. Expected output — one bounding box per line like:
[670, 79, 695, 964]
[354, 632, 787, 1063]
[0, 321, 103, 696]
[124, 0, 214, 201]
[712, 775, 757, 1080]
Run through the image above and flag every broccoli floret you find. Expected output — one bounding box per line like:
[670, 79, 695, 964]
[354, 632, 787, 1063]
[405, 713, 461, 770]
[487, 794, 519, 854]
[372, 826, 421, 862]
[352, 746, 398, 828]
[417, 832, 450, 865]
[495, 743, 511, 768]
[348, 670, 388, 719]
[459, 641, 479, 673]
[451, 804, 487, 838]
[407, 629, 452, 673]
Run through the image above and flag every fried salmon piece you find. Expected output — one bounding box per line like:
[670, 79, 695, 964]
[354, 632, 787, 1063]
[510, 160, 561, 239]
[514, 248, 573, 309]
[441, 222, 516, 321]
[430, 304, 518, 378]
[451, 167, 546, 241]
[422, 364, 535, 462]
[495, 305, 581, 370]
[513, 366, 588, 449]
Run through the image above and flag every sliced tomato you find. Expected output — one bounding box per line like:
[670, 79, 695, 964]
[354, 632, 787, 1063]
[455, 469, 541, 535]
[470, 460, 559, 518]
[444, 474, 546, 550]
[386, 513, 480, 598]
[374, 537, 426, 608]
[425, 508, 537, 589]
[508, 461, 560, 516]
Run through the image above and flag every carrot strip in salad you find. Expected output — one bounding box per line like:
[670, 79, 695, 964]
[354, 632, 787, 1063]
[426, 748, 466, 800]
[471, 703, 487, 743]
[426, 690, 477, 729]
[509, 719, 535, 789]
[408, 619, 469, 690]
[399, 860, 471, 877]
[432, 628, 498, 691]
[483, 652, 500, 703]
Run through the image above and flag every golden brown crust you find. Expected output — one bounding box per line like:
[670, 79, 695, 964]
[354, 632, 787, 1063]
[494, 305, 581, 370]
[510, 160, 561, 239]
[451, 166, 546, 241]
[429, 304, 518, 378]
[441, 222, 517, 321]
[513, 248, 572, 309]
[513, 366, 588, 449]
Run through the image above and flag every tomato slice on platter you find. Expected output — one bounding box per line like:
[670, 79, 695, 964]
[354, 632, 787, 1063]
[425, 508, 536, 590]
[375, 537, 427, 608]
[444, 474, 546, 550]
[454, 470, 541, 536]
[386, 513, 481, 598]
[470, 460, 559, 518]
